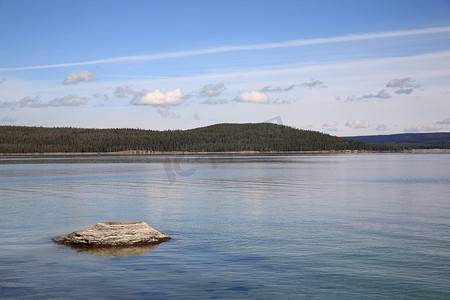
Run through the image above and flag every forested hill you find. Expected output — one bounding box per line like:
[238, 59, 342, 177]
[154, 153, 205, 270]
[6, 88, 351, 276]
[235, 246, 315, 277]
[345, 132, 450, 149]
[0, 123, 397, 154]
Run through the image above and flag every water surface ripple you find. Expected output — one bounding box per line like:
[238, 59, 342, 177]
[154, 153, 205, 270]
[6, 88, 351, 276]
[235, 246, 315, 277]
[0, 153, 449, 299]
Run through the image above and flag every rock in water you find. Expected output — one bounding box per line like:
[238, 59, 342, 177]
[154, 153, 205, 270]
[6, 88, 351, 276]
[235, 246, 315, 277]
[52, 221, 170, 247]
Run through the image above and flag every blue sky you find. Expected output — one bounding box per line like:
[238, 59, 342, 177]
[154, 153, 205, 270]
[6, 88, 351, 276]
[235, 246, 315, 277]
[1, 0, 450, 135]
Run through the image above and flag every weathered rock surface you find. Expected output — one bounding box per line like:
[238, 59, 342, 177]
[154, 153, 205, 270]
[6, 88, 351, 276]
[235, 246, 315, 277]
[52, 221, 170, 247]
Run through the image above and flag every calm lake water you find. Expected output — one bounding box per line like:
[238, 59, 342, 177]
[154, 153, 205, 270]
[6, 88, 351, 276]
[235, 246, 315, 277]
[0, 153, 449, 299]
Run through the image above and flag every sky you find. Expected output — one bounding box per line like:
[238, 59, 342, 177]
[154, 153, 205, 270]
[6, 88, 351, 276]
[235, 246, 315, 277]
[1, 0, 450, 136]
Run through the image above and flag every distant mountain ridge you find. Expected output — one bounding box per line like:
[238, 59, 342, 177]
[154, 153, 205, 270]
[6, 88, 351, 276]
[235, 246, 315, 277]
[345, 132, 450, 149]
[0, 123, 396, 153]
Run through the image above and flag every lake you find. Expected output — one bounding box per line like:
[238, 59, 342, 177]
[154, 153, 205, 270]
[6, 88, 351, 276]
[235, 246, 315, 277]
[0, 153, 449, 299]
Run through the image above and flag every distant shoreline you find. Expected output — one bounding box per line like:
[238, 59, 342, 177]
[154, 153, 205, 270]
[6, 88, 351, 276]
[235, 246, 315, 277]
[1, 149, 450, 156]
[3, 124, 448, 154]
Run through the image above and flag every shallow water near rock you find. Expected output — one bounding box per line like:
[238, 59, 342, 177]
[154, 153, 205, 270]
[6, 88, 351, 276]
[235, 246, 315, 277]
[65, 243, 161, 257]
[1, 153, 449, 299]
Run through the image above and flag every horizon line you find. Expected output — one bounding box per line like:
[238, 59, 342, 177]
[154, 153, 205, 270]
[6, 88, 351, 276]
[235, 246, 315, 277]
[1, 25, 450, 71]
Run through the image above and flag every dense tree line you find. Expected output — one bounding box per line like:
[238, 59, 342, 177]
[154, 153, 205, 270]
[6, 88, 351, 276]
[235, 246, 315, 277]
[0, 123, 403, 153]
[346, 132, 450, 149]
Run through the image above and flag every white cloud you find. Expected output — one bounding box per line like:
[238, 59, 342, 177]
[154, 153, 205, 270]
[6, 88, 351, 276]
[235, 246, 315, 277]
[236, 91, 268, 103]
[261, 86, 283, 93]
[322, 121, 339, 132]
[133, 88, 186, 106]
[1, 95, 86, 108]
[300, 79, 325, 88]
[199, 82, 225, 97]
[406, 123, 448, 132]
[261, 81, 324, 93]
[157, 107, 180, 118]
[49, 96, 87, 106]
[114, 86, 137, 98]
[436, 117, 450, 124]
[92, 93, 111, 101]
[284, 84, 296, 91]
[345, 120, 370, 129]
[386, 78, 416, 88]
[0, 77, 5, 84]
[0, 116, 17, 123]
[387, 78, 410, 88]
[344, 90, 391, 101]
[201, 98, 228, 105]
[261, 84, 296, 93]
[63, 70, 94, 85]
[2, 96, 45, 108]
[340, 78, 418, 102]
[270, 98, 293, 105]
[322, 121, 339, 127]
[158, 107, 170, 117]
[1, 99, 16, 108]
[376, 124, 388, 131]
[406, 118, 450, 132]
[386, 78, 419, 95]
[361, 90, 391, 100]
[395, 88, 414, 95]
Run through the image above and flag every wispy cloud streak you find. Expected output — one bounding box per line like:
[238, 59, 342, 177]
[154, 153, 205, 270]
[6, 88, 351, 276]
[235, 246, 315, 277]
[2, 26, 450, 71]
